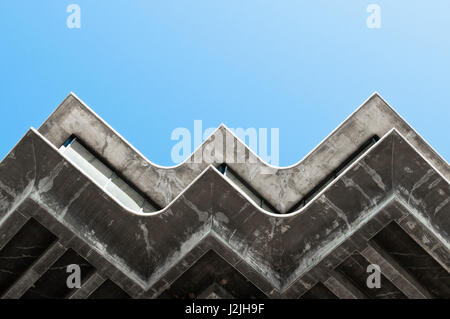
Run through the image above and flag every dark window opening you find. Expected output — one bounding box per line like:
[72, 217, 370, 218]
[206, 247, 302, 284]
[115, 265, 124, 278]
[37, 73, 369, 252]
[218, 135, 379, 214]
[286, 135, 379, 213]
[60, 135, 161, 212]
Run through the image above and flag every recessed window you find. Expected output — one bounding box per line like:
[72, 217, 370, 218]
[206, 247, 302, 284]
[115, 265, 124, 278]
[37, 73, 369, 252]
[59, 137, 158, 213]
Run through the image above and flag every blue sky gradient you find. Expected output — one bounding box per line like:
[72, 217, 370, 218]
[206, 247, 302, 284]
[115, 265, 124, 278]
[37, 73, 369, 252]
[1, 1, 449, 166]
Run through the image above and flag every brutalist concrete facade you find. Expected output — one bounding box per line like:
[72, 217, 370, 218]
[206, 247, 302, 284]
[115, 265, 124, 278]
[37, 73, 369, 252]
[0, 93, 448, 299]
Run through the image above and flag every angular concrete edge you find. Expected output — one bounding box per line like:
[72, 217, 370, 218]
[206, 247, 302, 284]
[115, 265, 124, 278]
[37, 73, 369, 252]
[0, 126, 448, 298]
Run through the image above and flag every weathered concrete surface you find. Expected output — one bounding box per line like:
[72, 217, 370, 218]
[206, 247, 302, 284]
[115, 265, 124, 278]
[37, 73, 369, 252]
[0, 126, 448, 298]
[38, 92, 450, 213]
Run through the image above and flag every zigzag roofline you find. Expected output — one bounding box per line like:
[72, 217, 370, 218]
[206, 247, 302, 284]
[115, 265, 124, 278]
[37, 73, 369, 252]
[40, 91, 449, 170]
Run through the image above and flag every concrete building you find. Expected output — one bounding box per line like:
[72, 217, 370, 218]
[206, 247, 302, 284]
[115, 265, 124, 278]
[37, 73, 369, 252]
[0, 92, 448, 299]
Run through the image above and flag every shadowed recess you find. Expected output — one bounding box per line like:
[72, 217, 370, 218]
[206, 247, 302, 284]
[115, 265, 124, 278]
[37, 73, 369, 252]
[372, 222, 450, 298]
[21, 249, 95, 299]
[88, 280, 131, 299]
[0, 219, 56, 295]
[335, 252, 406, 299]
[159, 250, 267, 299]
[300, 282, 338, 299]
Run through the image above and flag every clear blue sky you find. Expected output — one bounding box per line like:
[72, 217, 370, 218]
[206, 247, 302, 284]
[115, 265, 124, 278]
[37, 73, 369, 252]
[1, 1, 449, 166]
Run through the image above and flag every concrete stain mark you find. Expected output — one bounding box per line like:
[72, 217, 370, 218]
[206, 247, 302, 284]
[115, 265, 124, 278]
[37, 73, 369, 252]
[408, 169, 435, 206]
[100, 134, 111, 156]
[228, 228, 238, 242]
[37, 161, 65, 193]
[0, 180, 34, 227]
[359, 162, 387, 191]
[404, 167, 413, 174]
[154, 169, 188, 206]
[138, 220, 153, 277]
[215, 212, 229, 224]
[398, 185, 422, 208]
[298, 279, 313, 290]
[83, 229, 107, 252]
[321, 195, 349, 226]
[422, 234, 431, 245]
[280, 224, 290, 234]
[325, 220, 340, 236]
[279, 170, 293, 190]
[341, 176, 375, 206]
[248, 164, 260, 181]
[0, 180, 17, 198]
[302, 242, 311, 254]
[59, 182, 89, 219]
[238, 201, 251, 215]
[434, 198, 449, 217]
[222, 230, 251, 256]
[267, 218, 280, 241]
[428, 178, 442, 190]
[406, 221, 416, 230]
[183, 196, 209, 222]
[0, 194, 10, 212]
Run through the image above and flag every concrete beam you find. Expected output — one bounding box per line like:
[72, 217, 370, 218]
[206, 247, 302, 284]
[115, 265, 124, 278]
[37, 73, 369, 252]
[1, 241, 66, 299]
[67, 272, 106, 299]
[361, 240, 432, 299]
[323, 270, 366, 299]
